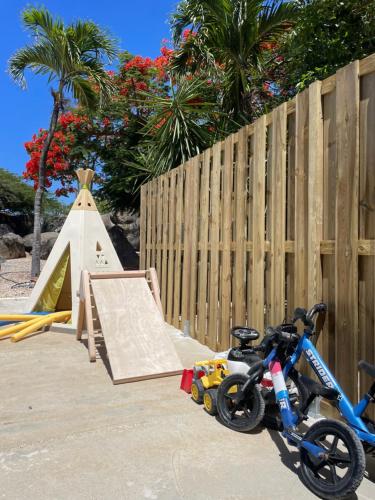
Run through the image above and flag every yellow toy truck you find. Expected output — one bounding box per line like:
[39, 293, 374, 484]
[191, 359, 230, 415]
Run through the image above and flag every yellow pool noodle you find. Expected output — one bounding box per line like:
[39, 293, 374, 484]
[11, 311, 71, 342]
[0, 317, 43, 338]
[0, 314, 41, 321]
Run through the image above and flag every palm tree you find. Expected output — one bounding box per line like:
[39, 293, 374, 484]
[9, 7, 117, 277]
[141, 76, 223, 175]
[171, 0, 296, 122]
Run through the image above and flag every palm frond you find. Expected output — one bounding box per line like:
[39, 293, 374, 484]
[22, 7, 63, 38]
[9, 7, 118, 106]
[8, 43, 62, 87]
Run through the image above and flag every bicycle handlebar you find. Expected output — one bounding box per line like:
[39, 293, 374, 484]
[293, 303, 327, 331]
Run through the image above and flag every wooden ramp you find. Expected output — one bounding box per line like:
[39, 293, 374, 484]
[77, 270, 183, 384]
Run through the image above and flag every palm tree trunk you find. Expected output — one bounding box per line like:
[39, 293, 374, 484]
[31, 88, 62, 278]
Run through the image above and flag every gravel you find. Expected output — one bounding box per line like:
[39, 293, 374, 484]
[0, 256, 45, 298]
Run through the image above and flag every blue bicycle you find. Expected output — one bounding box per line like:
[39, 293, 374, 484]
[217, 304, 371, 498]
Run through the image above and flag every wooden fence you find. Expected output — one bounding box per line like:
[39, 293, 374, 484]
[140, 54, 375, 407]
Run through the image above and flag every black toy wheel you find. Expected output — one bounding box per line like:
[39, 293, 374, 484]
[191, 379, 204, 404]
[203, 389, 218, 416]
[217, 373, 265, 432]
[300, 419, 365, 499]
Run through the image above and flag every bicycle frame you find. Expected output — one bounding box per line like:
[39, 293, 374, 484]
[282, 331, 375, 447]
[261, 347, 327, 457]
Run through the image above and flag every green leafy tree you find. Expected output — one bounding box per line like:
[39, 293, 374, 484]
[8, 7, 117, 277]
[0, 167, 62, 216]
[171, 0, 296, 123]
[280, 0, 375, 91]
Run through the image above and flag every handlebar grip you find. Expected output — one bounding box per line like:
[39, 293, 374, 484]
[293, 307, 307, 320]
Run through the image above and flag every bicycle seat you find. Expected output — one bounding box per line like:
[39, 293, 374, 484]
[231, 326, 260, 344]
[358, 360, 375, 379]
[300, 375, 339, 401]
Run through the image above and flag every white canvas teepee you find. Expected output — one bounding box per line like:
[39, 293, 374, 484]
[27, 169, 123, 329]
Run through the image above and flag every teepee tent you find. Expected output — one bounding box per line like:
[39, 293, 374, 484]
[26, 169, 123, 329]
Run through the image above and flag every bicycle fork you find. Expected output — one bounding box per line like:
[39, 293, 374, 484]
[270, 360, 328, 459]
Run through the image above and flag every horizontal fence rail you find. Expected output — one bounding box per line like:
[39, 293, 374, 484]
[140, 54, 375, 412]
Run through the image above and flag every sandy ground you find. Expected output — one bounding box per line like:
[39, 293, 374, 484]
[0, 328, 375, 500]
[0, 256, 45, 298]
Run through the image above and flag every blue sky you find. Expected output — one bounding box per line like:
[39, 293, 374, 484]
[0, 0, 177, 180]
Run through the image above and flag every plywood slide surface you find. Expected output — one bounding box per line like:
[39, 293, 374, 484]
[91, 277, 183, 383]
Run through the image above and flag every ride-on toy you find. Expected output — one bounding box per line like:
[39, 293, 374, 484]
[191, 325, 307, 419]
[191, 359, 230, 415]
[217, 304, 368, 498]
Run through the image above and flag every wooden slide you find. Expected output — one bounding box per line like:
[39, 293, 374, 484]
[77, 269, 183, 384]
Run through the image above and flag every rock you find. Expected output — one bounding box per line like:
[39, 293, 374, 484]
[118, 223, 140, 251]
[0, 212, 33, 236]
[40, 233, 59, 259]
[23, 232, 59, 259]
[101, 213, 114, 231]
[23, 233, 34, 251]
[42, 214, 66, 233]
[111, 210, 139, 226]
[0, 224, 12, 236]
[107, 226, 139, 270]
[0, 233, 26, 259]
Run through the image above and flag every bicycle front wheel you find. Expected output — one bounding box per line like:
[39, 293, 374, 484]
[300, 419, 365, 498]
[217, 373, 265, 432]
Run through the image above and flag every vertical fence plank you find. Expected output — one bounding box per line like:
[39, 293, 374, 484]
[161, 175, 169, 312]
[294, 91, 309, 311]
[335, 60, 360, 401]
[208, 143, 221, 348]
[150, 179, 157, 268]
[233, 128, 247, 326]
[156, 176, 163, 280]
[359, 71, 375, 419]
[166, 170, 176, 324]
[181, 161, 193, 329]
[322, 89, 337, 372]
[189, 156, 200, 338]
[197, 150, 210, 344]
[140, 184, 146, 270]
[308, 81, 324, 307]
[220, 135, 233, 350]
[173, 166, 184, 328]
[146, 181, 152, 269]
[251, 115, 266, 332]
[270, 103, 287, 324]
[286, 112, 296, 319]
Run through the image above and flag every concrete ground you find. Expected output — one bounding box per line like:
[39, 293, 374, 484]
[0, 329, 375, 500]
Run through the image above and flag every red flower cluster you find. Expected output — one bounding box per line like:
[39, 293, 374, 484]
[59, 111, 87, 130]
[182, 29, 196, 40]
[23, 112, 88, 195]
[124, 55, 153, 74]
[154, 46, 173, 79]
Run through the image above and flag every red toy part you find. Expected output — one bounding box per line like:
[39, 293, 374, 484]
[180, 369, 194, 393]
[261, 377, 273, 388]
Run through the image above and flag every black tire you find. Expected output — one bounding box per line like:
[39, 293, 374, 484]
[203, 389, 218, 416]
[300, 419, 366, 499]
[262, 370, 309, 430]
[217, 373, 265, 432]
[191, 379, 204, 404]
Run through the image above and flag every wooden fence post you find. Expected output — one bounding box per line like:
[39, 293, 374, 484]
[140, 185, 146, 270]
[308, 81, 324, 307]
[270, 103, 287, 324]
[335, 60, 360, 401]
[251, 116, 266, 332]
